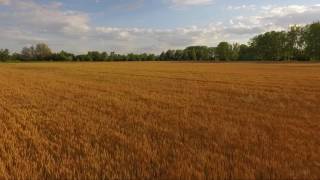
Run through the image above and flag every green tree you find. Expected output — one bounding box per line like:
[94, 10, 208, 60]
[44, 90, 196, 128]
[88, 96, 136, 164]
[174, 50, 183, 60]
[88, 51, 102, 61]
[304, 22, 320, 60]
[75, 54, 91, 61]
[208, 47, 215, 60]
[250, 31, 287, 60]
[159, 52, 166, 61]
[190, 49, 197, 60]
[101, 52, 109, 61]
[52, 51, 74, 61]
[165, 50, 175, 60]
[148, 54, 156, 61]
[285, 25, 308, 60]
[231, 43, 240, 60]
[35, 43, 52, 60]
[184, 46, 212, 60]
[21, 46, 36, 61]
[238, 44, 256, 60]
[0, 49, 10, 61]
[215, 42, 233, 60]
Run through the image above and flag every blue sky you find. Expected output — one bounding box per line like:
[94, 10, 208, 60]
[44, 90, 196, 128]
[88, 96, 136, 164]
[38, 0, 319, 28]
[0, 0, 320, 53]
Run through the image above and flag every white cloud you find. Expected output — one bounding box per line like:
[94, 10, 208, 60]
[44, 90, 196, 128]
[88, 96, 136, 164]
[92, 4, 320, 53]
[93, 24, 250, 53]
[227, 5, 256, 11]
[168, 0, 214, 7]
[0, 0, 10, 5]
[232, 4, 320, 29]
[14, 1, 90, 35]
[0, 0, 89, 37]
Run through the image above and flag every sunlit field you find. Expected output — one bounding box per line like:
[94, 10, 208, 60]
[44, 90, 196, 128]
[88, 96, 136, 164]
[0, 62, 319, 179]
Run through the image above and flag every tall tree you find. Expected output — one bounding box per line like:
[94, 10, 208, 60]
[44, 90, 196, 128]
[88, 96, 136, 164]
[21, 46, 36, 61]
[190, 49, 197, 60]
[35, 43, 52, 60]
[285, 25, 307, 60]
[231, 43, 240, 60]
[174, 50, 183, 60]
[215, 42, 233, 61]
[165, 50, 175, 60]
[304, 22, 320, 60]
[0, 49, 10, 61]
[238, 44, 255, 60]
[250, 31, 287, 60]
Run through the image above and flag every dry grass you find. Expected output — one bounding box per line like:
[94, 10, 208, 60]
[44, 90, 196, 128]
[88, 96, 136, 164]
[0, 62, 319, 180]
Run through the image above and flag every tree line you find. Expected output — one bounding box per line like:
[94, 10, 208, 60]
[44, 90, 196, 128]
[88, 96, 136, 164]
[1, 22, 319, 62]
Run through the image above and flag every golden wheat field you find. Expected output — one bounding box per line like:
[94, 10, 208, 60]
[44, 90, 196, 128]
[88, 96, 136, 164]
[0, 62, 319, 180]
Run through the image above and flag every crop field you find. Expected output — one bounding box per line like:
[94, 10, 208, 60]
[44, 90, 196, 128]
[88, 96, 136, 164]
[0, 62, 319, 179]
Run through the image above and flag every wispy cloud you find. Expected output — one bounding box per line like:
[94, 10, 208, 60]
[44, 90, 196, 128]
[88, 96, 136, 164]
[227, 4, 257, 11]
[169, 0, 214, 6]
[0, 0, 10, 5]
